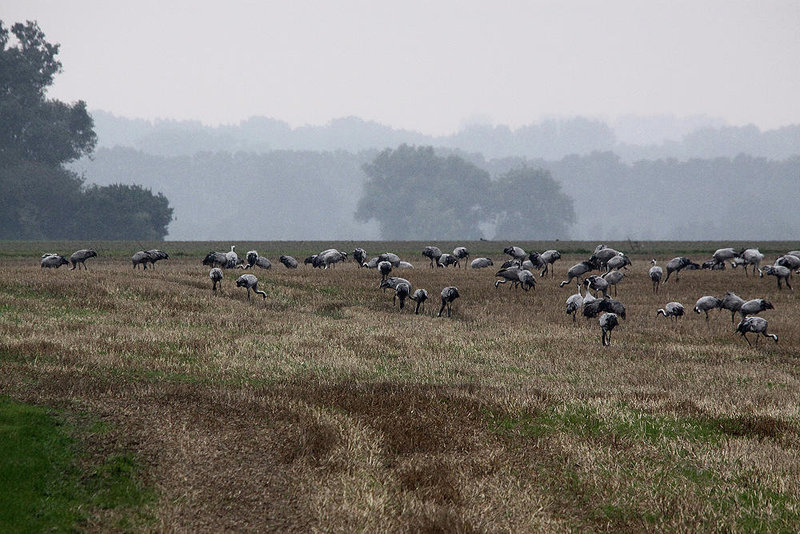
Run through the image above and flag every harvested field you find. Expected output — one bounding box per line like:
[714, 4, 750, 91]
[1, 241, 799, 531]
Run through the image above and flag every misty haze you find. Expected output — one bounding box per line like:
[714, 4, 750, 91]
[70, 113, 799, 241]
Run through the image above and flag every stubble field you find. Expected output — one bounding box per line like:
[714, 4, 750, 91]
[1, 240, 799, 532]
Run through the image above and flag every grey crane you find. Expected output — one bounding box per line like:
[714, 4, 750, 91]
[693, 296, 722, 322]
[517, 269, 536, 291]
[663, 257, 700, 283]
[380, 277, 411, 293]
[438, 286, 460, 317]
[657, 302, 685, 321]
[378, 252, 402, 267]
[225, 245, 239, 269]
[394, 282, 411, 310]
[318, 249, 347, 269]
[762, 265, 792, 290]
[583, 297, 626, 320]
[146, 249, 169, 269]
[236, 274, 267, 301]
[584, 275, 610, 298]
[602, 270, 624, 297]
[410, 289, 429, 315]
[362, 257, 380, 269]
[279, 255, 298, 269]
[438, 253, 459, 268]
[352, 248, 367, 267]
[599, 313, 620, 346]
[539, 250, 561, 277]
[69, 249, 97, 270]
[649, 260, 663, 293]
[132, 251, 151, 269]
[736, 317, 778, 346]
[739, 299, 773, 319]
[378, 260, 393, 280]
[40, 253, 69, 268]
[470, 257, 494, 269]
[703, 247, 740, 270]
[720, 291, 745, 323]
[504, 246, 527, 261]
[565, 282, 583, 322]
[304, 255, 318, 267]
[590, 246, 622, 269]
[244, 251, 272, 269]
[422, 246, 443, 268]
[605, 254, 631, 273]
[731, 249, 763, 277]
[209, 268, 223, 292]
[397, 261, 414, 269]
[495, 266, 521, 288]
[559, 259, 599, 287]
[453, 247, 469, 269]
[202, 251, 228, 268]
[775, 254, 800, 271]
[526, 252, 547, 274]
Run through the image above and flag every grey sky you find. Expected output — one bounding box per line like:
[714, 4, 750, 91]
[4, 0, 799, 135]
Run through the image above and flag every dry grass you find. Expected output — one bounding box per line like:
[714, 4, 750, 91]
[1, 240, 799, 532]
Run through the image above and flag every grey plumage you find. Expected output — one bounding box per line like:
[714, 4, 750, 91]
[410, 289, 429, 315]
[663, 257, 700, 283]
[202, 251, 229, 268]
[378, 252, 401, 267]
[559, 259, 599, 287]
[437, 253, 459, 268]
[657, 302, 684, 320]
[495, 266, 520, 288]
[583, 275, 609, 298]
[470, 257, 494, 269]
[517, 269, 536, 291]
[565, 283, 583, 322]
[599, 313, 619, 346]
[452, 247, 469, 269]
[590, 246, 621, 268]
[40, 253, 69, 268]
[739, 299, 774, 319]
[438, 286, 460, 317]
[731, 249, 763, 277]
[504, 246, 527, 260]
[146, 249, 169, 268]
[736, 317, 778, 346]
[352, 248, 367, 267]
[649, 260, 663, 293]
[279, 255, 298, 269]
[236, 274, 267, 301]
[539, 250, 561, 277]
[422, 246, 443, 268]
[762, 265, 792, 290]
[225, 246, 239, 269]
[583, 297, 626, 320]
[69, 249, 97, 270]
[380, 277, 411, 293]
[244, 251, 272, 269]
[693, 296, 722, 321]
[720, 291, 745, 323]
[605, 254, 630, 273]
[602, 270, 624, 296]
[393, 282, 411, 310]
[397, 261, 414, 269]
[209, 268, 223, 292]
[378, 261, 393, 280]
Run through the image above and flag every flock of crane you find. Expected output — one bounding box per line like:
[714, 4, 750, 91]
[38, 244, 798, 346]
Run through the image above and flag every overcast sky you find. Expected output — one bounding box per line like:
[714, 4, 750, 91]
[4, 0, 799, 135]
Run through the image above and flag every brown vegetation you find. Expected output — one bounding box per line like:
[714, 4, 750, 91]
[1, 241, 799, 531]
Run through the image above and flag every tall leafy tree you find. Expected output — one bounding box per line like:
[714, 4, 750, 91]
[491, 166, 575, 239]
[355, 145, 491, 239]
[0, 20, 172, 239]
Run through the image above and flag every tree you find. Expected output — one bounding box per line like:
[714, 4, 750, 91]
[490, 166, 575, 240]
[0, 20, 172, 240]
[355, 145, 491, 239]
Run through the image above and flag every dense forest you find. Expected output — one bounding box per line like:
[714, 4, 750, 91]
[0, 20, 172, 240]
[5, 19, 799, 242]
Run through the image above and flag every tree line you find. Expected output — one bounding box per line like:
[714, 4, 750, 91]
[0, 20, 172, 240]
